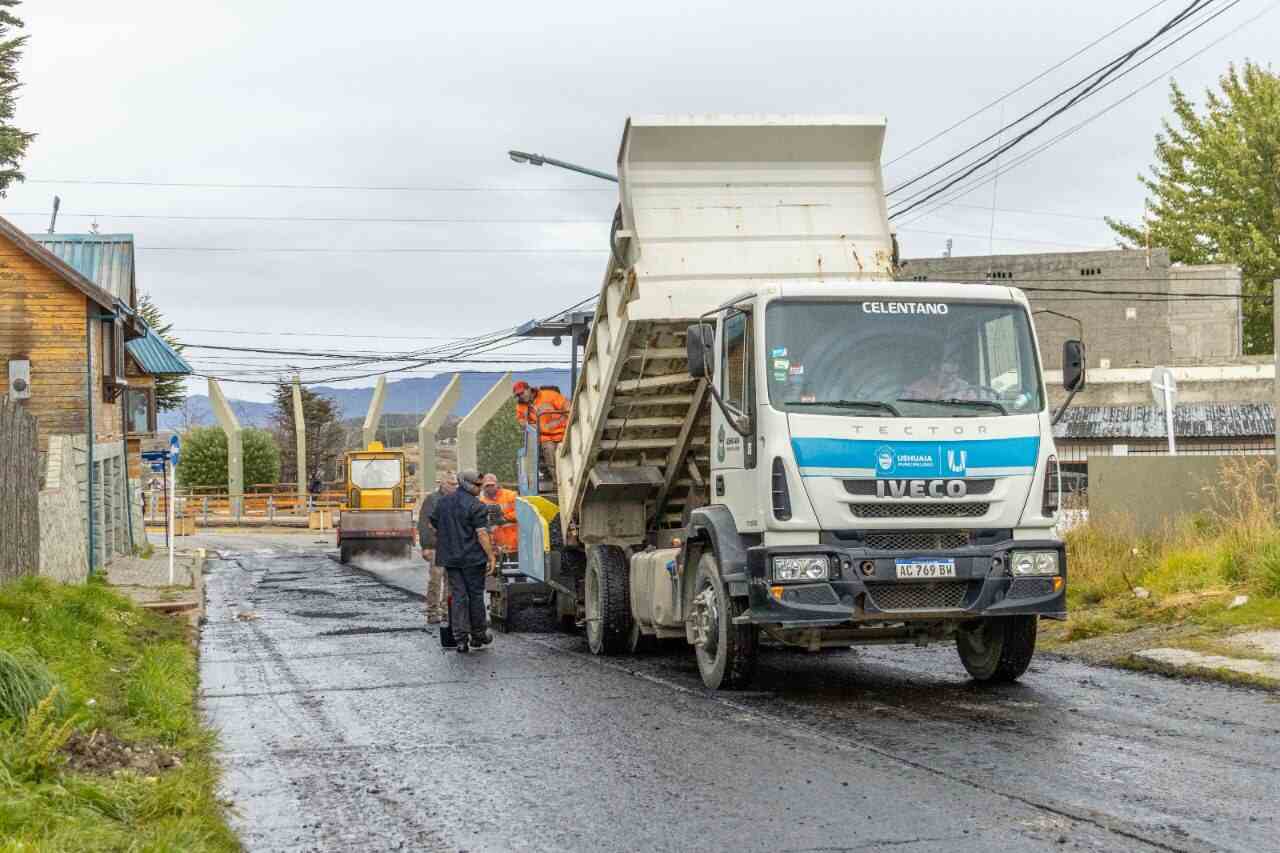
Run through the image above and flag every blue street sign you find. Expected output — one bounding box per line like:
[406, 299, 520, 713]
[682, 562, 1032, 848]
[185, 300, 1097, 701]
[141, 450, 169, 462]
[149, 462, 166, 474]
[169, 434, 181, 467]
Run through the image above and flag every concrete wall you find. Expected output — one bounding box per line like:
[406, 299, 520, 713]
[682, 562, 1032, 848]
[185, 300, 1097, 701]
[1088, 455, 1272, 536]
[38, 434, 90, 583]
[1169, 265, 1243, 363]
[899, 249, 1243, 372]
[1044, 359, 1273, 408]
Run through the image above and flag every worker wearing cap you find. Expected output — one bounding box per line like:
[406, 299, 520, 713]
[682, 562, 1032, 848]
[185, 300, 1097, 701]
[428, 469, 497, 653]
[479, 473, 519, 560]
[513, 381, 569, 488]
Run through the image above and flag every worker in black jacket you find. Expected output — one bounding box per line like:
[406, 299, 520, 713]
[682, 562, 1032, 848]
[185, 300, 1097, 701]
[428, 469, 497, 653]
[417, 472, 457, 623]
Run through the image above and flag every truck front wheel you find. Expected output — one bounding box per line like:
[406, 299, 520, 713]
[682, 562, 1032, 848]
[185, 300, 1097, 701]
[690, 553, 757, 690]
[585, 544, 631, 655]
[956, 616, 1037, 683]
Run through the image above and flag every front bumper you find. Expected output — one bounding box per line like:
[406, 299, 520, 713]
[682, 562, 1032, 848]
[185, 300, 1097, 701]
[336, 528, 415, 542]
[737, 536, 1066, 627]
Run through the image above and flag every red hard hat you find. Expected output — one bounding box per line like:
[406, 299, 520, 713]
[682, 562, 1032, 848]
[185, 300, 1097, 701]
[513, 381, 530, 395]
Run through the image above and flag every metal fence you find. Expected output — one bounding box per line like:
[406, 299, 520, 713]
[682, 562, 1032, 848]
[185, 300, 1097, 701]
[143, 490, 428, 527]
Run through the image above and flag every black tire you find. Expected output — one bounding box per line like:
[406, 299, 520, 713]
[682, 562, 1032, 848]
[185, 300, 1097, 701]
[691, 553, 757, 690]
[585, 544, 631, 656]
[339, 542, 351, 564]
[956, 616, 1038, 683]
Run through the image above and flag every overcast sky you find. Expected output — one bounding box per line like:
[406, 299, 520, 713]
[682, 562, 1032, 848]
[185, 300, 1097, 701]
[4, 0, 1276, 401]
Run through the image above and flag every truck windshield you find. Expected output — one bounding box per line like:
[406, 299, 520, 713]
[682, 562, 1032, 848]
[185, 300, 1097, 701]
[765, 300, 1043, 417]
[350, 458, 402, 489]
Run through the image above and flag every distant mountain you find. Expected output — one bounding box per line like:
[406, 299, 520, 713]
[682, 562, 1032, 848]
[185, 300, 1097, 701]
[161, 369, 572, 431]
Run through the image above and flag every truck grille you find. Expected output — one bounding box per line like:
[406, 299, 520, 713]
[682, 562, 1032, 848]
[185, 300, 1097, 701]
[851, 502, 990, 519]
[866, 581, 970, 611]
[862, 531, 970, 551]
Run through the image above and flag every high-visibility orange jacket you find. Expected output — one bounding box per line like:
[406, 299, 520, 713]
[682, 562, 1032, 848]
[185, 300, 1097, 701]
[516, 387, 569, 443]
[480, 487, 519, 553]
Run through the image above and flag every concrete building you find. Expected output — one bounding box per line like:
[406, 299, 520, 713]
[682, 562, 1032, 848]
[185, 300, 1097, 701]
[899, 248, 1243, 370]
[899, 248, 1262, 479]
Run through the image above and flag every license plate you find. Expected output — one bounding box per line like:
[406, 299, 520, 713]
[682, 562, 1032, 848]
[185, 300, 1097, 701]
[894, 558, 957, 579]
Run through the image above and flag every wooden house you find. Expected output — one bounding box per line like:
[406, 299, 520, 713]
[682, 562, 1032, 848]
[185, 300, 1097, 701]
[1, 218, 190, 569]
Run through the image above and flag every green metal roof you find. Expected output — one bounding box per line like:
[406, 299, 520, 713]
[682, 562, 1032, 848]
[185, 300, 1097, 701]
[29, 233, 136, 304]
[126, 325, 192, 375]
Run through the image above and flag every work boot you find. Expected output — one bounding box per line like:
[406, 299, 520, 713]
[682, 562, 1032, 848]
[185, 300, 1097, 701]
[472, 631, 493, 648]
[427, 613, 443, 625]
[456, 636, 470, 654]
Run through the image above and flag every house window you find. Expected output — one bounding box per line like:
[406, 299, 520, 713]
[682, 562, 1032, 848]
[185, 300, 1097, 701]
[125, 387, 155, 434]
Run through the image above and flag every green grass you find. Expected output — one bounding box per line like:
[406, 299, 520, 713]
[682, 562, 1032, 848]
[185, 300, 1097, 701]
[0, 576, 239, 852]
[1061, 458, 1280, 645]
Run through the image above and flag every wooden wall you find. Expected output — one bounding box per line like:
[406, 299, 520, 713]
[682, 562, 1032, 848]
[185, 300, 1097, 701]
[0, 237, 122, 454]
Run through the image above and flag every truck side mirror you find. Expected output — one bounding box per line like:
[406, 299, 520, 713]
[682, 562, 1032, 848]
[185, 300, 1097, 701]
[686, 323, 714, 379]
[1062, 340, 1086, 392]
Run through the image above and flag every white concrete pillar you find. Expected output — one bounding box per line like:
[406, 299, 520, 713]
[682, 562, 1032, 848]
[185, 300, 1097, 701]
[456, 372, 512, 474]
[292, 376, 307, 499]
[418, 374, 461, 493]
[207, 378, 243, 518]
[362, 376, 387, 449]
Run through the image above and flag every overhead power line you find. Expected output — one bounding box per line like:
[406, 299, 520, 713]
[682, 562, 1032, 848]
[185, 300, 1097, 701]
[884, 0, 1178, 167]
[23, 178, 617, 192]
[888, 0, 1222, 218]
[893, 0, 1278, 227]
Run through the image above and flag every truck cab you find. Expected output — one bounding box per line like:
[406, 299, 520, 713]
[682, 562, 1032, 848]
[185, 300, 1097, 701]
[680, 282, 1083, 683]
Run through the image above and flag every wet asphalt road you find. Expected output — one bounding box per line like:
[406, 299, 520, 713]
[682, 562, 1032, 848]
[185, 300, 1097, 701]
[199, 536, 1280, 853]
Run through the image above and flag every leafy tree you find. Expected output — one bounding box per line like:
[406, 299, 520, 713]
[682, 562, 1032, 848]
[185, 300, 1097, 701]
[0, 1, 34, 195]
[477, 398, 522, 484]
[1107, 62, 1280, 354]
[136, 293, 187, 411]
[269, 383, 346, 487]
[176, 426, 281, 490]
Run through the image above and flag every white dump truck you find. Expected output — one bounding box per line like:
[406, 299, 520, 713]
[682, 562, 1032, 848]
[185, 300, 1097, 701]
[512, 115, 1084, 689]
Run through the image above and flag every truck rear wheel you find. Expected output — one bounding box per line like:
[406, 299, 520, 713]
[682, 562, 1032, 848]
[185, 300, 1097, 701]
[956, 616, 1037, 683]
[690, 553, 757, 690]
[339, 542, 351, 564]
[585, 544, 631, 655]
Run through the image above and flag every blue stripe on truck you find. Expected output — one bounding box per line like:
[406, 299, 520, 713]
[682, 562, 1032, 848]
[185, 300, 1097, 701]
[791, 436, 1040, 478]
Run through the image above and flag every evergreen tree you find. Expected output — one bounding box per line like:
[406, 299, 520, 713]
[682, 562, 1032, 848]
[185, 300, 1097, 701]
[1107, 62, 1280, 354]
[176, 427, 281, 490]
[270, 382, 347, 487]
[0, 1, 34, 195]
[136, 293, 187, 411]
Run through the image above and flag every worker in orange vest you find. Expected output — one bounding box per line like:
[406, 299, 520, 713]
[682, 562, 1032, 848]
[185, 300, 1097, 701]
[479, 473, 519, 568]
[513, 381, 569, 488]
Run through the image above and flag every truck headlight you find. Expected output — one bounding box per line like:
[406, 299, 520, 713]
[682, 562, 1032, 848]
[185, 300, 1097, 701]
[773, 555, 830, 582]
[1011, 550, 1060, 576]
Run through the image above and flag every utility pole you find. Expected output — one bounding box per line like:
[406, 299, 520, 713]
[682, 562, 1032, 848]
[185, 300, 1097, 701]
[1274, 281, 1279, 491]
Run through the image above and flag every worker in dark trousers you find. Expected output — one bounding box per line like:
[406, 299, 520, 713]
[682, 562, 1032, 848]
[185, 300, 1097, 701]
[428, 469, 497, 653]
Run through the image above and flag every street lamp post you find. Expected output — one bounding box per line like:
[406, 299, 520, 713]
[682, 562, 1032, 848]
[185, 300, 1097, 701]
[508, 150, 618, 183]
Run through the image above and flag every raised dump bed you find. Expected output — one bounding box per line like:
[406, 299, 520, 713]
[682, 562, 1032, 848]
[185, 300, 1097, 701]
[555, 115, 896, 544]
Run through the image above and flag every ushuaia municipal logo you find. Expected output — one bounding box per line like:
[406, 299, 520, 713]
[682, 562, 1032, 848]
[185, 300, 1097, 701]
[876, 445, 895, 473]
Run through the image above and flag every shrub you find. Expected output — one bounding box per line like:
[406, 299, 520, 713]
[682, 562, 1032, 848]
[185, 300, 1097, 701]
[176, 426, 281, 489]
[0, 649, 63, 723]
